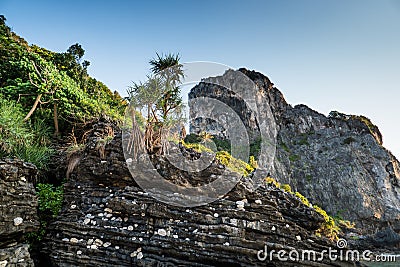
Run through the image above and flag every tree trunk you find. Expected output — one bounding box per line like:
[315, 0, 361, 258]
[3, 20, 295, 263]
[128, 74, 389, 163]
[53, 102, 59, 136]
[23, 94, 42, 121]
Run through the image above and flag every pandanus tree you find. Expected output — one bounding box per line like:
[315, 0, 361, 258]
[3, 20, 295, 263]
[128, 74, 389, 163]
[128, 53, 185, 156]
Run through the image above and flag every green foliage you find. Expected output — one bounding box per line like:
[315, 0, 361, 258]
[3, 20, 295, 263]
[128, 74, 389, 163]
[184, 133, 202, 144]
[36, 183, 64, 217]
[181, 140, 213, 153]
[313, 204, 340, 240]
[295, 191, 310, 206]
[0, 19, 126, 136]
[26, 183, 64, 245]
[127, 53, 185, 156]
[289, 154, 300, 162]
[298, 138, 310, 146]
[280, 183, 292, 193]
[265, 177, 281, 188]
[0, 97, 53, 168]
[212, 137, 231, 152]
[265, 175, 347, 241]
[215, 150, 255, 177]
[249, 155, 258, 169]
[280, 142, 290, 153]
[249, 137, 262, 158]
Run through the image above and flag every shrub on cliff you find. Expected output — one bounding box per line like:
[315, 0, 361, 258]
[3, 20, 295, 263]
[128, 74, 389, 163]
[0, 97, 53, 169]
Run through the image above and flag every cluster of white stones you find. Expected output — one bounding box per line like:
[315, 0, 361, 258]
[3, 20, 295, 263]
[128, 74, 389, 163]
[130, 247, 143, 259]
[235, 200, 247, 211]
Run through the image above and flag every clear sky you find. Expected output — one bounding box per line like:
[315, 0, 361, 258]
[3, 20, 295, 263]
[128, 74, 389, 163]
[1, 0, 400, 157]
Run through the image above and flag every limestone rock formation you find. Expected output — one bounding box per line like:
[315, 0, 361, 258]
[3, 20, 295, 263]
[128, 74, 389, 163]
[189, 68, 400, 234]
[0, 159, 39, 266]
[42, 123, 354, 266]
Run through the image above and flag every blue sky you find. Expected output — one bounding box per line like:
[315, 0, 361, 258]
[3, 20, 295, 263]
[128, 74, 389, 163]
[1, 0, 400, 157]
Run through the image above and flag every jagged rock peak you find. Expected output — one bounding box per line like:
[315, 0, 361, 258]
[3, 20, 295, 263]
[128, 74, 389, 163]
[188, 68, 400, 234]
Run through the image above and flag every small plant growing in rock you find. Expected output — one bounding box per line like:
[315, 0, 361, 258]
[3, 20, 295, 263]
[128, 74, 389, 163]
[295, 191, 310, 207]
[37, 183, 64, 217]
[264, 177, 281, 188]
[313, 204, 340, 240]
[280, 183, 292, 193]
[215, 150, 255, 177]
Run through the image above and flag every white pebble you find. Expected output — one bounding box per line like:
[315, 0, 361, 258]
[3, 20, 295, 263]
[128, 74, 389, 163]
[255, 199, 262, 205]
[157, 229, 167, 236]
[13, 217, 23, 226]
[83, 218, 90, 225]
[296, 235, 302, 241]
[70, 238, 79, 243]
[214, 213, 219, 218]
[271, 226, 276, 231]
[127, 226, 134, 231]
[77, 250, 82, 255]
[137, 251, 143, 259]
[71, 205, 76, 209]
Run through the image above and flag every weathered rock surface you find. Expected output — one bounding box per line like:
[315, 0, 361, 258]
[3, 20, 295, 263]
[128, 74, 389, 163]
[42, 124, 355, 266]
[0, 159, 39, 266]
[189, 68, 400, 234]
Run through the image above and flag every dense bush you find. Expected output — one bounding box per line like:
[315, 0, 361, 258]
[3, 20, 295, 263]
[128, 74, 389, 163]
[0, 18, 126, 138]
[0, 97, 53, 169]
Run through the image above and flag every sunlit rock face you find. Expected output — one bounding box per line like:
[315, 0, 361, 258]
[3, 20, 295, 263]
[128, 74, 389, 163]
[189, 68, 400, 234]
[0, 159, 39, 266]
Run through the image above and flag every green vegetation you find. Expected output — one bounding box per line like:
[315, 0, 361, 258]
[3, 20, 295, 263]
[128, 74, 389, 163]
[289, 154, 300, 162]
[127, 53, 184, 156]
[215, 151, 256, 177]
[329, 111, 380, 143]
[280, 142, 290, 153]
[280, 183, 292, 192]
[0, 16, 126, 172]
[0, 97, 53, 169]
[264, 176, 351, 240]
[181, 140, 257, 177]
[26, 183, 64, 244]
[36, 183, 64, 217]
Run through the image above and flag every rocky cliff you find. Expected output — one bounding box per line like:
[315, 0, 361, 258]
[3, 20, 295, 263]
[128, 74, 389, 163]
[189, 68, 400, 234]
[0, 159, 39, 266]
[2, 68, 399, 266]
[40, 120, 356, 266]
